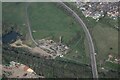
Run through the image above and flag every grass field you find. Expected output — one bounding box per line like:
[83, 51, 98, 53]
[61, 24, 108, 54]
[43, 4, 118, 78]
[28, 3, 82, 42]
[93, 24, 118, 60]
[28, 3, 90, 64]
[2, 3, 27, 35]
[92, 23, 118, 70]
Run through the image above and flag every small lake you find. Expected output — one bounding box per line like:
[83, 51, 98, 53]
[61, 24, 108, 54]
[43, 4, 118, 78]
[2, 31, 20, 43]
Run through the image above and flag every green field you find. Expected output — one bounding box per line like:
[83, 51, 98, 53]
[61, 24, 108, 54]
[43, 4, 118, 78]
[92, 23, 118, 70]
[2, 3, 27, 35]
[28, 3, 90, 64]
[28, 3, 82, 42]
[93, 24, 118, 60]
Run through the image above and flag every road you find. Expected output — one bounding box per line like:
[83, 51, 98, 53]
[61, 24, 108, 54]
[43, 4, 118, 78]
[58, 2, 98, 78]
[25, 3, 39, 46]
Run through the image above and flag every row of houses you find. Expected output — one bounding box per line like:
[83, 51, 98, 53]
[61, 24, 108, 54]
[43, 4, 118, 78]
[75, 2, 119, 20]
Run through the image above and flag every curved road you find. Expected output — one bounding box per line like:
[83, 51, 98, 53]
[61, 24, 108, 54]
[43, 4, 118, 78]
[25, 3, 39, 46]
[59, 2, 98, 78]
[25, 2, 98, 78]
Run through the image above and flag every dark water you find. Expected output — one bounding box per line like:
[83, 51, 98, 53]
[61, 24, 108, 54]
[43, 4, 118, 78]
[2, 31, 20, 43]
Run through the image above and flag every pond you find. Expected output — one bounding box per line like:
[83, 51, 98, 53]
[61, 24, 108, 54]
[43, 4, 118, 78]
[2, 31, 20, 44]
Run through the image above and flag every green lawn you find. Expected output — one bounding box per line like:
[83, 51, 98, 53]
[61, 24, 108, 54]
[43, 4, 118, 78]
[2, 3, 27, 35]
[28, 2, 90, 64]
[92, 23, 118, 70]
[93, 24, 118, 59]
[28, 3, 82, 42]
